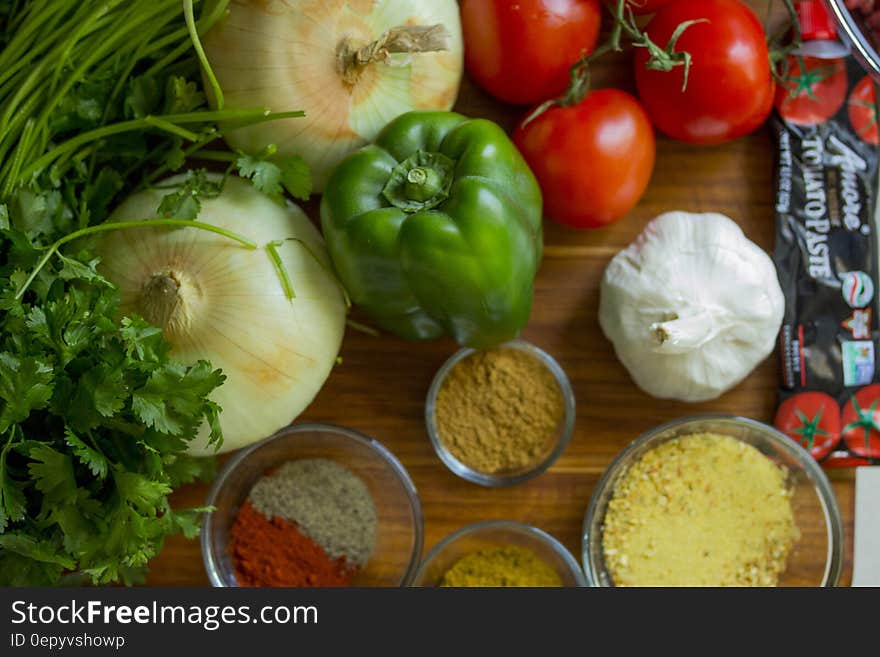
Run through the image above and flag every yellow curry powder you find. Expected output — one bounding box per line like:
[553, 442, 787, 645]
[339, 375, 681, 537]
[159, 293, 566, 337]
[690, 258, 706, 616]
[601, 433, 799, 587]
[438, 546, 563, 587]
[434, 348, 565, 474]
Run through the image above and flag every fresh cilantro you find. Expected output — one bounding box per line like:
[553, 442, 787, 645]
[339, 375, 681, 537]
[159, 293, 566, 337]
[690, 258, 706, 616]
[278, 154, 313, 201]
[163, 76, 205, 114]
[63, 429, 108, 479]
[156, 168, 222, 220]
[124, 75, 160, 120]
[0, 0, 307, 586]
[0, 265, 225, 585]
[0, 353, 54, 434]
[132, 361, 226, 438]
[236, 149, 312, 202]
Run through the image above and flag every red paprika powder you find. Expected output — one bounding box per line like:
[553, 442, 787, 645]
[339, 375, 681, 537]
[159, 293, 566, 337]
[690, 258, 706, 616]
[229, 501, 353, 587]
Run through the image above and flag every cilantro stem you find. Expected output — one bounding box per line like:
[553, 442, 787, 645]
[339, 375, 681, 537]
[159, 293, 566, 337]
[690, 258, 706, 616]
[15, 219, 258, 300]
[346, 319, 381, 337]
[190, 150, 238, 162]
[0, 118, 33, 200]
[286, 237, 352, 309]
[183, 0, 223, 110]
[14, 109, 304, 188]
[143, 116, 201, 142]
[145, 0, 230, 78]
[265, 241, 296, 301]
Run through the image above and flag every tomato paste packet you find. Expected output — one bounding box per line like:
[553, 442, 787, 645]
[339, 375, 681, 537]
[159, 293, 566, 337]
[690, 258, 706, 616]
[772, 47, 880, 466]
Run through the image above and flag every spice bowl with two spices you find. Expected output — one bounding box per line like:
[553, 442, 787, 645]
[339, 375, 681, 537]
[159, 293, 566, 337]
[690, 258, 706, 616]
[425, 340, 576, 487]
[201, 423, 423, 587]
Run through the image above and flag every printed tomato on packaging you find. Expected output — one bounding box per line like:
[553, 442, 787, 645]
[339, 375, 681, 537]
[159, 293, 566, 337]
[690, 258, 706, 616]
[774, 56, 848, 127]
[841, 384, 880, 459]
[772, 47, 880, 466]
[847, 75, 879, 145]
[774, 392, 841, 460]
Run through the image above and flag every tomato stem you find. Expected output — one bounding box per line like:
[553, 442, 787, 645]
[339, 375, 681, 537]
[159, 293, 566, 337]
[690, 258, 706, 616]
[520, 0, 703, 127]
[768, 0, 802, 83]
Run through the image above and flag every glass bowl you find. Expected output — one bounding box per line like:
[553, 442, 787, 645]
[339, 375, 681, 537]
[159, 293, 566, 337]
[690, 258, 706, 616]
[425, 340, 576, 487]
[201, 423, 423, 587]
[411, 520, 586, 587]
[582, 415, 844, 587]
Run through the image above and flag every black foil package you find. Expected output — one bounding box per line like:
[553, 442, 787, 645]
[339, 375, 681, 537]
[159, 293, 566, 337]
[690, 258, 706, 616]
[773, 56, 880, 466]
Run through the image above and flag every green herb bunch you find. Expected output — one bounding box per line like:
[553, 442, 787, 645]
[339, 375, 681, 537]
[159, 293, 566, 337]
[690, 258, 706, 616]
[0, 0, 305, 585]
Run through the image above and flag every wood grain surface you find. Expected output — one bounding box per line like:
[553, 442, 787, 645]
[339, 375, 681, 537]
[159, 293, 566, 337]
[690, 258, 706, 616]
[146, 2, 858, 586]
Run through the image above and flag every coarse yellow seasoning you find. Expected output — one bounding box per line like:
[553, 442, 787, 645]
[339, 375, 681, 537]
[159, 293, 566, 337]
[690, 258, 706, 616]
[601, 433, 799, 587]
[439, 546, 562, 587]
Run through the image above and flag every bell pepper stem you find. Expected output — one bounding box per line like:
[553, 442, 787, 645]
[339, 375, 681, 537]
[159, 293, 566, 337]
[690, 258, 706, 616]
[405, 167, 444, 202]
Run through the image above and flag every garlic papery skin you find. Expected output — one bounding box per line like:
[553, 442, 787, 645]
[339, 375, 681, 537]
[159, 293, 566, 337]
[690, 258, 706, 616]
[96, 174, 346, 455]
[202, 0, 463, 192]
[598, 212, 785, 402]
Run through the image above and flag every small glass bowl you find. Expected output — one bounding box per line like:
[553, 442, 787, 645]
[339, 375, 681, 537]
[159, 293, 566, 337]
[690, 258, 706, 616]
[425, 340, 576, 487]
[582, 415, 845, 587]
[201, 423, 424, 587]
[411, 520, 587, 587]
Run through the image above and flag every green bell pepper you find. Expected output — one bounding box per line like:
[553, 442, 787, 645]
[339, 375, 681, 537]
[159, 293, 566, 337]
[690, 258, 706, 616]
[320, 111, 543, 349]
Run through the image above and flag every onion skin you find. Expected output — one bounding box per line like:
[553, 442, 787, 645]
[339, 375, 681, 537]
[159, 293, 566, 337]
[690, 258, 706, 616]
[203, 0, 464, 192]
[96, 175, 347, 455]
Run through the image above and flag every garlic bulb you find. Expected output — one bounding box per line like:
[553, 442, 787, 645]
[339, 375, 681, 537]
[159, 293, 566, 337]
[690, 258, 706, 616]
[202, 0, 464, 191]
[96, 174, 346, 455]
[599, 212, 784, 402]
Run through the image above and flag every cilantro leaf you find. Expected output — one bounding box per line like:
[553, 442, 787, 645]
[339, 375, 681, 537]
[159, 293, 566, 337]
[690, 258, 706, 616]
[10, 189, 73, 243]
[113, 470, 172, 514]
[0, 439, 27, 532]
[163, 76, 205, 114]
[161, 137, 187, 173]
[0, 533, 77, 569]
[124, 75, 160, 120]
[156, 168, 222, 220]
[236, 150, 313, 202]
[56, 252, 111, 286]
[83, 167, 124, 224]
[0, 353, 54, 433]
[132, 360, 225, 436]
[278, 154, 312, 201]
[64, 429, 108, 479]
[27, 443, 79, 513]
[236, 152, 284, 200]
[119, 316, 169, 363]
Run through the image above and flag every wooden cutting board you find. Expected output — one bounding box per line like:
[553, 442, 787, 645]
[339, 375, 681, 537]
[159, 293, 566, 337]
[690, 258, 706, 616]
[146, 3, 857, 585]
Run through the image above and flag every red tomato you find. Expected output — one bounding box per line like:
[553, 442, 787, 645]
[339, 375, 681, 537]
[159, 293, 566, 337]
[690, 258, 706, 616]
[775, 56, 848, 126]
[847, 75, 879, 145]
[460, 0, 601, 106]
[774, 392, 841, 461]
[842, 384, 880, 458]
[633, 0, 774, 144]
[627, 0, 673, 14]
[513, 89, 655, 229]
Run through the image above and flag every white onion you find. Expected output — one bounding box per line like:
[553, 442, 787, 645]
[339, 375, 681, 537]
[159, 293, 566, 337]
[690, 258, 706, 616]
[96, 174, 346, 455]
[202, 0, 464, 191]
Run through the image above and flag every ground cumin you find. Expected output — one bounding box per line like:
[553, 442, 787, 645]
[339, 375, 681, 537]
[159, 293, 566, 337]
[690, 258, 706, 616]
[601, 433, 799, 587]
[439, 546, 562, 587]
[434, 348, 565, 474]
[229, 501, 353, 587]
